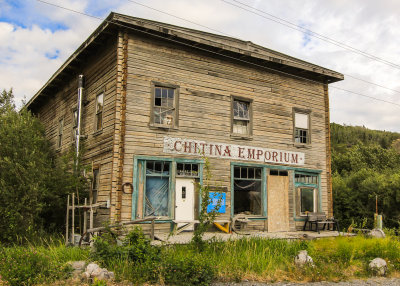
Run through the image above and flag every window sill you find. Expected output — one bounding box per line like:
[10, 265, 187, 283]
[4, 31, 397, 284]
[92, 129, 103, 137]
[230, 133, 253, 140]
[149, 123, 178, 131]
[293, 143, 312, 149]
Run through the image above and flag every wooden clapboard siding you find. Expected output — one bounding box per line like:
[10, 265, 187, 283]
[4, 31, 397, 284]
[34, 36, 119, 225]
[119, 32, 330, 231]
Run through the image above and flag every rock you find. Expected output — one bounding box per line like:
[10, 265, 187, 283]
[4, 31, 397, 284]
[295, 250, 314, 267]
[369, 229, 386, 238]
[82, 262, 115, 282]
[369, 258, 387, 276]
[67, 261, 87, 278]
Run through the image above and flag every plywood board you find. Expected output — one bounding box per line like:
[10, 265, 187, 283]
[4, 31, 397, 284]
[267, 175, 289, 232]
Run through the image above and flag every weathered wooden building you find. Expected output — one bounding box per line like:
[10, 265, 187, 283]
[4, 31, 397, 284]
[26, 12, 343, 233]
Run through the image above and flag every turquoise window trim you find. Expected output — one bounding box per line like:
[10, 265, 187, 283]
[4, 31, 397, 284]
[292, 171, 322, 221]
[131, 156, 204, 220]
[231, 161, 322, 173]
[231, 162, 267, 218]
[262, 167, 267, 217]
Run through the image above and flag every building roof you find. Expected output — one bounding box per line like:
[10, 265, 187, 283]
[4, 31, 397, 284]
[27, 12, 343, 111]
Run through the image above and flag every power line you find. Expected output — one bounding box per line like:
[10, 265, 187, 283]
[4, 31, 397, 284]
[35, 0, 400, 108]
[222, 0, 400, 71]
[122, 0, 400, 95]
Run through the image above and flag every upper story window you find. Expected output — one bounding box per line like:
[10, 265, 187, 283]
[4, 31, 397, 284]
[72, 109, 78, 142]
[92, 168, 99, 204]
[57, 118, 64, 148]
[95, 93, 104, 131]
[150, 82, 179, 128]
[232, 97, 252, 137]
[294, 111, 310, 144]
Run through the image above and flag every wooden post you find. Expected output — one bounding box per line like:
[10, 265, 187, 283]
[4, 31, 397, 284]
[90, 206, 94, 230]
[66, 194, 70, 245]
[72, 193, 75, 245]
[83, 198, 87, 234]
[151, 219, 155, 240]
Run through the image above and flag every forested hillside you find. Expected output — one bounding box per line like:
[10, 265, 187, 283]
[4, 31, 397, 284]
[331, 123, 400, 229]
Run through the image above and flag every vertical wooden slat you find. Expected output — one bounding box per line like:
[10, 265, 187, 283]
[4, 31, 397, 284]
[65, 194, 70, 245]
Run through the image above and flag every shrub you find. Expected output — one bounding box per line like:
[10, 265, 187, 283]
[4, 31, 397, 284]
[0, 246, 71, 286]
[162, 254, 216, 286]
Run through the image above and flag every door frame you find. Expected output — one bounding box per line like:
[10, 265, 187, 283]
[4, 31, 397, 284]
[132, 156, 203, 220]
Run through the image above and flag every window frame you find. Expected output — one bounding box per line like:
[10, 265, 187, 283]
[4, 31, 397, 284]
[94, 92, 104, 132]
[299, 187, 318, 215]
[232, 165, 263, 216]
[293, 108, 311, 145]
[92, 167, 100, 205]
[72, 108, 78, 142]
[294, 172, 319, 217]
[150, 81, 180, 129]
[57, 117, 64, 149]
[231, 96, 253, 138]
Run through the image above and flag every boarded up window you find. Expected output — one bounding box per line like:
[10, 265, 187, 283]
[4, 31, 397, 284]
[233, 166, 262, 215]
[294, 112, 309, 144]
[95, 93, 104, 131]
[232, 99, 251, 135]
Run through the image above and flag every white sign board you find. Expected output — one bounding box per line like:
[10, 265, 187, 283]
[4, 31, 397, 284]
[163, 136, 305, 166]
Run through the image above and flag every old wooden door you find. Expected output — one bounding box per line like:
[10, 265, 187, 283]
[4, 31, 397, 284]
[175, 178, 195, 229]
[267, 175, 290, 232]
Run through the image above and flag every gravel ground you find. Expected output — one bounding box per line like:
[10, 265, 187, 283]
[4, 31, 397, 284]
[212, 278, 400, 285]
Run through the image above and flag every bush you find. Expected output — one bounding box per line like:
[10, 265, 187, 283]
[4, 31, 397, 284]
[91, 226, 160, 266]
[162, 254, 216, 286]
[0, 246, 71, 286]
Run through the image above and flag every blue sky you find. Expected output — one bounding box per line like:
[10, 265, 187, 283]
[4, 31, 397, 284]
[1, 0, 400, 132]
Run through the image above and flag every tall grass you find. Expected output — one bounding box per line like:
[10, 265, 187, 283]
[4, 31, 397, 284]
[0, 236, 89, 286]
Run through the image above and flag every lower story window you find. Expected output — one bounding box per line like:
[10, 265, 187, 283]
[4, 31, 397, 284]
[300, 188, 316, 214]
[145, 161, 170, 217]
[233, 166, 262, 215]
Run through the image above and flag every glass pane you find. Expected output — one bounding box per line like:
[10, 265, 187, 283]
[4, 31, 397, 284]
[240, 167, 247, 179]
[145, 176, 169, 217]
[162, 88, 168, 99]
[184, 163, 191, 175]
[177, 163, 184, 176]
[96, 93, 104, 113]
[92, 169, 99, 190]
[234, 167, 240, 178]
[255, 168, 262, 179]
[73, 110, 78, 127]
[163, 162, 169, 173]
[146, 161, 154, 172]
[154, 162, 162, 173]
[248, 168, 254, 179]
[96, 113, 102, 130]
[270, 170, 279, 176]
[168, 88, 174, 99]
[234, 179, 261, 215]
[301, 189, 314, 213]
[155, 88, 161, 98]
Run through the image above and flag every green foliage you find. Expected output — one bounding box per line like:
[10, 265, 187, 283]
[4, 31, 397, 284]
[91, 227, 216, 285]
[0, 89, 15, 115]
[331, 123, 400, 229]
[0, 89, 90, 243]
[0, 237, 89, 286]
[91, 226, 160, 267]
[162, 253, 216, 286]
[192, 156, 222, 250]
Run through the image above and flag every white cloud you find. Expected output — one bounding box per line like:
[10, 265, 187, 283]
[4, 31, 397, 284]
[1, 0, 400, 131]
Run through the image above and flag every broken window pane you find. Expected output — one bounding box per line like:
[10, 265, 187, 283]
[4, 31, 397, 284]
[154, 86, 175, 126]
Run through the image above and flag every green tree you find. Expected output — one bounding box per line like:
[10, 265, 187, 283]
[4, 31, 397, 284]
[0, 89, 89, 242]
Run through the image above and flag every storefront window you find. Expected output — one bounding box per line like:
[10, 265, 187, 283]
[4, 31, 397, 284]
[295, 172, 319, 216]
[145, 161, 170, 217]
[233, 166, 262, 215]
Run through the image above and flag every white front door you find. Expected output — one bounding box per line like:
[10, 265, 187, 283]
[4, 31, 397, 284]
[175, 178, 195, 229]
